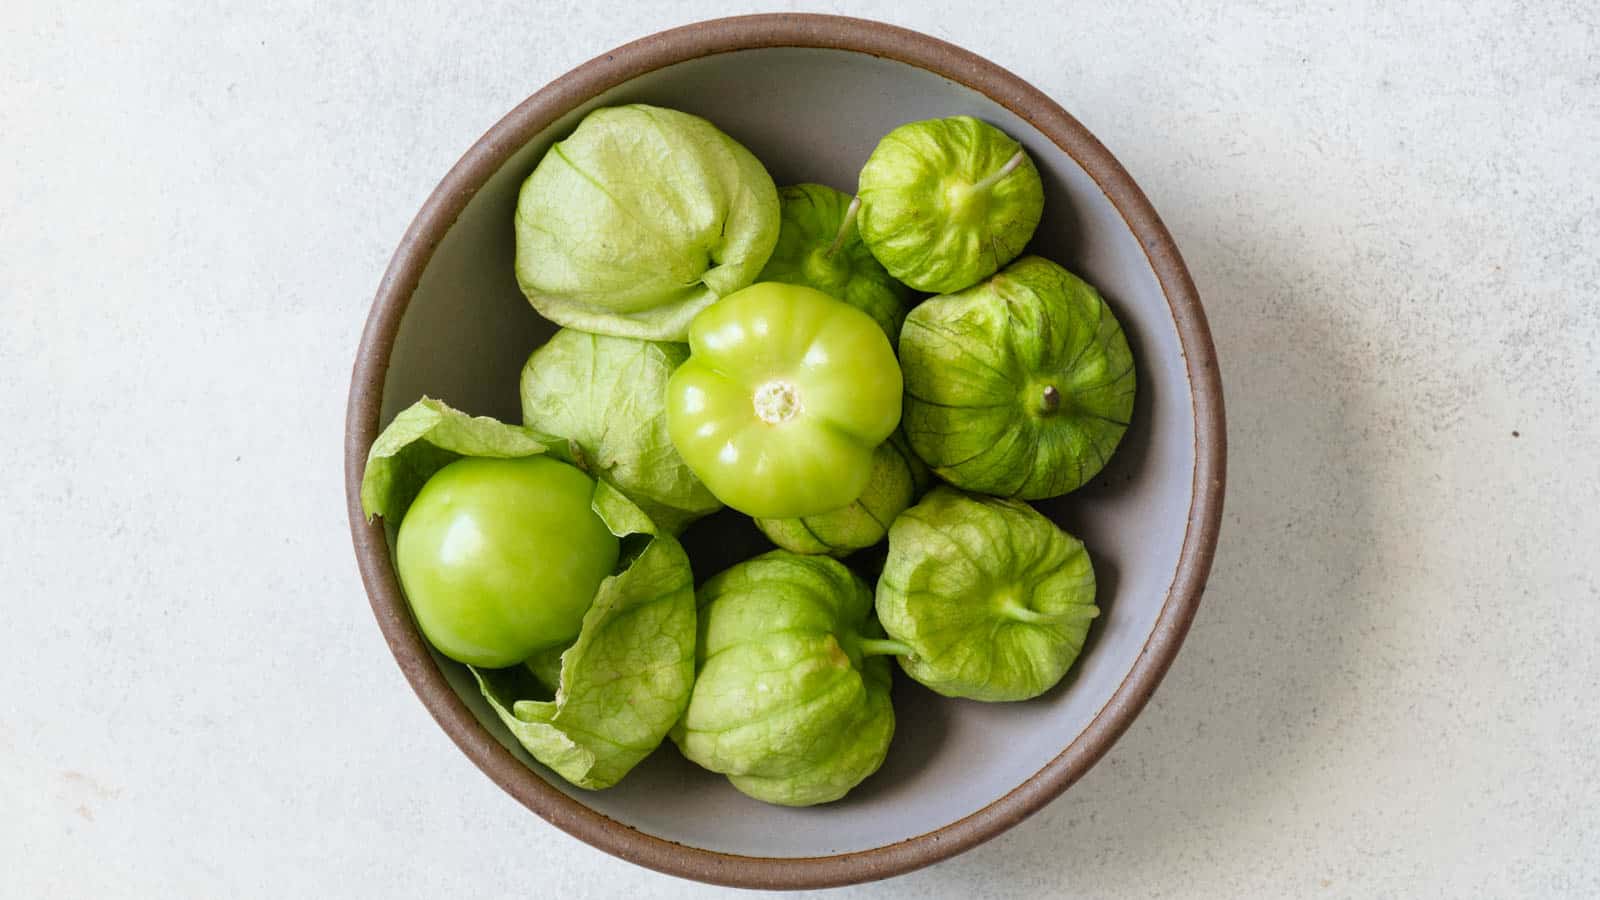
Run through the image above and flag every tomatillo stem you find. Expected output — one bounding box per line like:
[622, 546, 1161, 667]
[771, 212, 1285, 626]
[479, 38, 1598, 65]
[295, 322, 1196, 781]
[752, 380, 802, 424]
[1000, 602, 1099, 627]
[970, 149, 1027, 193]
[1038, 385, 1061, 415]
[857, 638, 913, 658]
[824, 196, 862, 259]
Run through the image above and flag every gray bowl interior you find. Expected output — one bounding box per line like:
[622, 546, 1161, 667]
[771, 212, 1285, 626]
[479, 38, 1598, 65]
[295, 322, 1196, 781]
[380, 47, 1195, 858]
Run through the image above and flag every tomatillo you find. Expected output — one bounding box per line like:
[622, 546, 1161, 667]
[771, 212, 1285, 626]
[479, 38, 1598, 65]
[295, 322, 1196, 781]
[396, 456, 620, 668]
[665, 282, 903, 518]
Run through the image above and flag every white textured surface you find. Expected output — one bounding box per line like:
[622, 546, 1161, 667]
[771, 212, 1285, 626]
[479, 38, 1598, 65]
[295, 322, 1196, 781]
[2, 2, 1596, 897]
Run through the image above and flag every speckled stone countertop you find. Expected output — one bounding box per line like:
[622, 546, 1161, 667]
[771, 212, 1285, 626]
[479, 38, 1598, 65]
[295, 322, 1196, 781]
[3, 2, 1596, 897]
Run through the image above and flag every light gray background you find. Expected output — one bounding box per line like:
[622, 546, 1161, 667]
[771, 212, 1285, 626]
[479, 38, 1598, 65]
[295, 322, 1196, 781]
[3, 1, 1596, 897]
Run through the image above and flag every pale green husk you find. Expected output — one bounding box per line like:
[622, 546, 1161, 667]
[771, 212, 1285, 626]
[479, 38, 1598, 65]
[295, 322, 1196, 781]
[875, 487, 1098, 701]
[521, 328, 720, 534]
[857, 116, 1043, 294]
[757, 183, 911, 339]
[359, 396, 575, 522]
[673, 551, 895, 806]
[474, 483, 696, 790]
[899, 255, 1136, 499]
[514, 104, 780, 341]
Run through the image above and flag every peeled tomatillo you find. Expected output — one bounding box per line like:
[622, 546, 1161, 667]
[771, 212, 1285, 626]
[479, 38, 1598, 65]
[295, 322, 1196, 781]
[396, 456, 619, 668]
[665, 282, 903, 519]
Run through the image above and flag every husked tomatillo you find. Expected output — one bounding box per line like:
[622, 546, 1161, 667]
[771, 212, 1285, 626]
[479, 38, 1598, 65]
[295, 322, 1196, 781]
[666, 282, 903, 518]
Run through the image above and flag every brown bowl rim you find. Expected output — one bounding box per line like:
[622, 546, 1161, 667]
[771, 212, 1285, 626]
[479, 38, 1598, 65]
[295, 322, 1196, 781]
[344, 12, 1226, 890]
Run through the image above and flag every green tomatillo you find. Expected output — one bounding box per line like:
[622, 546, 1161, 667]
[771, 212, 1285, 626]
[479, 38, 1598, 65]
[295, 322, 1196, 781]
[899, 255, 1136, 499]
[514, 104, 781, 341]
[673, 550, 896, 806]
[756, 183, 911, 340]
[857, 115, 1044, 294]
[395, 456, 620, 668]
[875, 487, 1099, 701]
[665, 282, 903, 519]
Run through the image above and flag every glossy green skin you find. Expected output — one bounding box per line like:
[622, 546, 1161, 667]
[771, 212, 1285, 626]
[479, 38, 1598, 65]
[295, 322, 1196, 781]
[521, 329, 720, 534]
[513, 104, 780, 341]
[757, 183, 911, 340]
[876, 488, 1099, 701]
[396, 456, 620, 668]
[673, 551, 895, 806]
[666, 282, 903, 518]
[857, 116, 1044, 294]
[755, 431, 930, 557]
[899, 255, 1136, 499]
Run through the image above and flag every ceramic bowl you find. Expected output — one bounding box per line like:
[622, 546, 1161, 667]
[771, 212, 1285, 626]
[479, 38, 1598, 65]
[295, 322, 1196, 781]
[345, 13, 1225, 889]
